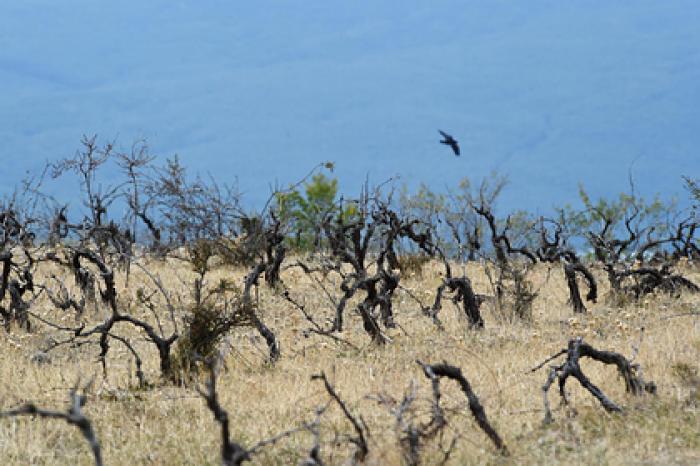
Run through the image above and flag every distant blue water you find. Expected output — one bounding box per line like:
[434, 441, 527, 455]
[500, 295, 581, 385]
[1, 1, 699, 214]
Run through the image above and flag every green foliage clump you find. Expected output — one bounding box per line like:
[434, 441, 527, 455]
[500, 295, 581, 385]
[684, 177, 700, 202]
[276, 171, 356, 251]
[559, 183, 673, 240]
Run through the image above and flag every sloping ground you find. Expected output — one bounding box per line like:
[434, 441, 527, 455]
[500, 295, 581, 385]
[0, 259, 698, 464]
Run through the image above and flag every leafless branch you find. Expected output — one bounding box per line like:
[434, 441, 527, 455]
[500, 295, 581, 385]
[0, 384, 103, 466]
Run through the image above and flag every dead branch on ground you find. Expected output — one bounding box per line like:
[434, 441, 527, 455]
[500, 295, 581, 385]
[539, 337, 657, 423]
[416, 360, 508, 455]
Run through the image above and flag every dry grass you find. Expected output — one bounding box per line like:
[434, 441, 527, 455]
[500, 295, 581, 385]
[1, 258, 699, 465]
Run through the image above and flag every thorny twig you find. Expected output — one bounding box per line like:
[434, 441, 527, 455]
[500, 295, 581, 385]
[312, 371, 369, 464]
[282, 288, 360, 350]
[0, 383, 103, 466]
[199, 365, 327, 465]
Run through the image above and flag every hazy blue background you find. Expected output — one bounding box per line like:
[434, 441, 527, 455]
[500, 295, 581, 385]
[1, 1, 699, 212]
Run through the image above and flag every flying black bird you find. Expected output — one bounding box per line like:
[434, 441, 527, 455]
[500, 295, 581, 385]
[438, 130, 460, 156]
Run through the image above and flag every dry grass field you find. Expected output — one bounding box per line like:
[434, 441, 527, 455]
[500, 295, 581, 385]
[1, 257, 699, 465]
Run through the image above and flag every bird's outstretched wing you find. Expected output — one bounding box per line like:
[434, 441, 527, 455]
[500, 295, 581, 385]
[438, 129, 460, 156]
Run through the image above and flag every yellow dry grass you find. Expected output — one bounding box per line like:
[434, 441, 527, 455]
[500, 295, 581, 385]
[1, 258, 699, 465]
